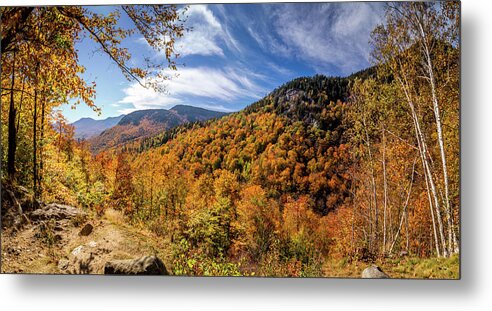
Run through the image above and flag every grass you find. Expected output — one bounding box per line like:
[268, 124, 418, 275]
[386, 255, 459, 279]
[323, 254, 460, 279]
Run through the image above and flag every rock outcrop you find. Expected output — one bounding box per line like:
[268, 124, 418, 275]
[104, 256, 168, 275]
[361, 265, 390, 278]
[30, 203, 86, 221]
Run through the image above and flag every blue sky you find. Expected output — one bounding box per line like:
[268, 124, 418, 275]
[62, 3, 385, 123]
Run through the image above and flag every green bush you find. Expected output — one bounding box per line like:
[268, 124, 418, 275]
[172, 239, 244, 276]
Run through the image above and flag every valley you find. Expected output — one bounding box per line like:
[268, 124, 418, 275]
[73, 105, 227, 153]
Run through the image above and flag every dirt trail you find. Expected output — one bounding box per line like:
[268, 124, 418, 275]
[1, 208, 172, 274]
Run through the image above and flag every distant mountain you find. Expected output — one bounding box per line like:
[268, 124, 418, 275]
[117, 109, 183, 127]
[88, 105, 227, 153]
[72, 115, 124, 140]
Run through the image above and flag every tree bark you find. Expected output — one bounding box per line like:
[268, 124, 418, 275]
[7, 50, 17, 180]
[33, 62, 39, 199]
[389, 157, 416, 254]
[382, 125, 388, 254]
[16, 76, 26, 136]
[39, 96, 46, 199]
[362, 117, 378, 253]
[398, 76, 446, 257]
[419, 18, 456, 255]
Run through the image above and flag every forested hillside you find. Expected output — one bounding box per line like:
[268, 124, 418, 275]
[88, 106, 227, 153]
[1, 2, 460, 277]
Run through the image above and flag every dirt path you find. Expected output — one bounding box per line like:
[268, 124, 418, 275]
[1, 208, 172, 274]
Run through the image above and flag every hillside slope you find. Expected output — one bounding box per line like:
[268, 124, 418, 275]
[123, 75, 353, 215]
[88, 105, 227, 153]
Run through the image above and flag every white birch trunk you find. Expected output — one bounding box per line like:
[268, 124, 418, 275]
[382, 126, 388, 254]
[414, 6, 457, 255]
[398, 76, 447, 257]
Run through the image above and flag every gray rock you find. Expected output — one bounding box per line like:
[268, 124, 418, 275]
[104, 256, 168, 275]
[79, 223, 93, 236]
[361, 265, 390, 279]
[68, 245, 95, 274]
[62, 241, 112, 274]
[30, 203, 86, 221]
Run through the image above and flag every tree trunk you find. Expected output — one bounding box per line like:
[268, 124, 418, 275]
[389, 157, 416, 254]
[39, 96, 46, 199]
[363, 117, 378, 253]
[7, 50, 17, 180]
[398, 76, 445, 257]
[33, 62, 39, 199]
[411, 9, 456, 255]
[16, 76, 26, 136]
[382, 125, 388, 254]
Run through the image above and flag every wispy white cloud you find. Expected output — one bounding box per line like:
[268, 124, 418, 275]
[175, 5, 241, 57]
[270, 3, 384, 74]
[245, 21, 292, 59]
[162, 66, 265, 100]
[118, 83, 181, 114]
[118, 66, 265, 114]
[177, 5, 223, 56]
[194, 103, 234, 112]
[247, 26, 264, 49]
[266, 61, 294, 77]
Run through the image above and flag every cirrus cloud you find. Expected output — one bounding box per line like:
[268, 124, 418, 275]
[175, 5, 241, 57]
[118, 66, 266, 114]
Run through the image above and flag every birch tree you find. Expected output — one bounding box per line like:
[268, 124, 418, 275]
[371, 1, 460, 256]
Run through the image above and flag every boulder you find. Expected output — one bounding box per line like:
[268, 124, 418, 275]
[61, 240, 113, 274]
[68, 244, 95, 274]
[104, 256, 168, 275]
[30, 203, 86, 221]
[79, 223, 93, 236]
[361, 265, 390, 279]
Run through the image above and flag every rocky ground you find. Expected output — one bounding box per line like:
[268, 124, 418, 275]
[1, 203, 172, 275]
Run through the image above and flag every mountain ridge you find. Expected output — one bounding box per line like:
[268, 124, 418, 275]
[88, 105, 228, 153]
[72, 115, 124, 140]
